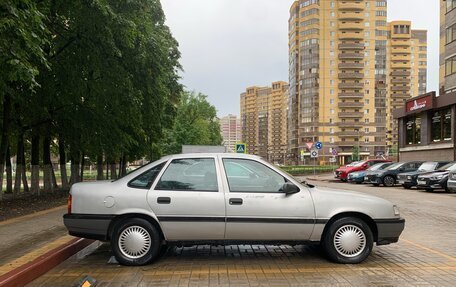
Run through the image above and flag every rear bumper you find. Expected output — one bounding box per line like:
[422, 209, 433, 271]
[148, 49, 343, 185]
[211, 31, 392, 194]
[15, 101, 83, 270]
[63, 214, 114, 241]
[375, 218, 405, 245]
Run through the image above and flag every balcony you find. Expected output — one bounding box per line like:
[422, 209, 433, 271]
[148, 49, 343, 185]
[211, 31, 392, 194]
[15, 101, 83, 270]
[391, 47, 411, 54]
[338, 43, 365, 50]
[338, 12, 364, 20]
[338, 83, 364, 89]
[339, 32, 363, 40]
[336, 141, 361, 147]
[392, 93, 411, 98]
[338, 2, 364, 11]
[391, 62, 411, 69]
[391, 55, 411, 61]
[337, 131, 364, 137]
[391, 71, 411, 76]
[339, 22, 364, 30]
[338, 102, 364, 108]
[339, 53, 364, 60]
[339, 62, 364, 69]
[391, 78, 410, 84]
[391, 86, 410, 91]
[338, 112, 364, 118]
[339, 72, 364, 79]
[338, 122, 364, 128]
[338, 92, 364, 99]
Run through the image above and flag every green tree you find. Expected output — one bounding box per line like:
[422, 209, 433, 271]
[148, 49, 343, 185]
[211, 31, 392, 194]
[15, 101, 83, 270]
[160, 92, 223, 156]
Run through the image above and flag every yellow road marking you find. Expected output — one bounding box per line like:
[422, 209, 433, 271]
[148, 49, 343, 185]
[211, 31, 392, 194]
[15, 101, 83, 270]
[0, 235, 73, 275]
[401, 238, 456, 262]
[0, 205, 66, 227]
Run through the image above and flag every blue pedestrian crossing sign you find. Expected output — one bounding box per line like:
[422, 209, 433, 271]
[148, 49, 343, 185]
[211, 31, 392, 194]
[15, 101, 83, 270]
[315, 142, 323, 150]
[235, 143, 247, 154]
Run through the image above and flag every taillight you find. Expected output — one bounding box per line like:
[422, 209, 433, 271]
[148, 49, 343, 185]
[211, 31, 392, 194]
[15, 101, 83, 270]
[67, 194, 72, 214]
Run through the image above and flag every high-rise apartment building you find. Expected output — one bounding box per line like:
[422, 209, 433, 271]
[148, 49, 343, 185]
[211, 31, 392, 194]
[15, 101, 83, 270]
[288, 0, 427, 164]
[219, 114, 241, 152]
[386, 22, 427, 147]
[441, 0, 456, 93]
[240, 82, 289, 162]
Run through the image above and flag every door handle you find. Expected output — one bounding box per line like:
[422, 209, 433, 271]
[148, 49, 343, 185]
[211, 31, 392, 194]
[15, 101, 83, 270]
[229, 198, 243, 205]
[157, 197, 171, 204]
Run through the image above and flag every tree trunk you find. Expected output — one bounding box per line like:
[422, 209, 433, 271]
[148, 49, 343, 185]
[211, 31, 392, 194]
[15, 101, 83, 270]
[31, 134, 40, 194]
[58, 136, 69, 189]
[0, 94, 12, 199]
[43, 135, 54, 193]
[14, 134, 24, 196]
[109, 160, 117, 180]
[120, 155, 127, 177]
[96, 155, 104, 180]
[6, 146, 13, 194]
[70, 148, 80, 185]
[80, 153, 85, 182]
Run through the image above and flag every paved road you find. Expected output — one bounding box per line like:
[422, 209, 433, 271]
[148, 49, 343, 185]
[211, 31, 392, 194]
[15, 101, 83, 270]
[29, 177, 456, 287]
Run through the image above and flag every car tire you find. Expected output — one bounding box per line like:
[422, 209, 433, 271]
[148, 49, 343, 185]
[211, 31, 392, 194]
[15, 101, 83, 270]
[383, 176, 395, 187]
[322, 217, 373, 264]
[402, 184, 411, 189]
[111, 218, 161, 266]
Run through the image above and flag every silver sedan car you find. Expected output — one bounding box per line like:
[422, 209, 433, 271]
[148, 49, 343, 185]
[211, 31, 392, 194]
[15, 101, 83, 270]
[64, 153, 404, 266]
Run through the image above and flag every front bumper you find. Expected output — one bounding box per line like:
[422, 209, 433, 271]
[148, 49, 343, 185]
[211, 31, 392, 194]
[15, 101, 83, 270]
[375, 218, 405, 245]
[63, 213, 114, 241]
[416, 179, 446, 190]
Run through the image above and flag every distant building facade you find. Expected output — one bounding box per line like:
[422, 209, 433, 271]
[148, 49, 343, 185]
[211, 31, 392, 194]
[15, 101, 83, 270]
[288, 0, 427, 164]
[240, 82, 289, 162]
[219, 114, 241, 152]
[441, 0, 456, 93]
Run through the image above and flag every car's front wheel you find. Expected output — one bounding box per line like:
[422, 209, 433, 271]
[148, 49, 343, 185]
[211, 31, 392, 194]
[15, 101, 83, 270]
[383, 176, 395, 187]
[111, 218, 161, 266]
[322, 217, 373, 264]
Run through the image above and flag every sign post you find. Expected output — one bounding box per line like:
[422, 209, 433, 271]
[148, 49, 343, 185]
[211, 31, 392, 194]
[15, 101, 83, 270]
[310, 149, 318, 175]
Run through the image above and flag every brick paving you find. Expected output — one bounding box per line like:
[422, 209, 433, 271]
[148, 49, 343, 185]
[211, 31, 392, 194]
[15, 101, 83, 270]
[28, 179, 456, 287]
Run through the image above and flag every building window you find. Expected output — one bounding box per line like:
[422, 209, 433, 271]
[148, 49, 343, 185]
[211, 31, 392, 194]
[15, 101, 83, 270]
[406, 116, 421, 145]
[431, 109, 452, 142]
[447, 0, 456, 12]
[447, 24, 456, 44]
[445, 57, 456, 76]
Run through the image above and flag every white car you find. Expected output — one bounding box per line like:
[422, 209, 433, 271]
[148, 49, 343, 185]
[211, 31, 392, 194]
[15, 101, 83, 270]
[64, 153, 404, 266]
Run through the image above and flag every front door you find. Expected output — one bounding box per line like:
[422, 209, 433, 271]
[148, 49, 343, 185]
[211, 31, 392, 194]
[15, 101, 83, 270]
[147, 157, 226, 240]
[221, 158, 315, 241]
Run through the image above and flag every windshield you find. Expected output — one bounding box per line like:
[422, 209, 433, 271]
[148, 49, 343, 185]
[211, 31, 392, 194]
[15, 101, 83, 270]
[353, 161, 367, 167]
[347, 161, 360, 167]
[368, 162, 390, 171]
[438, 162, 456, 171]
[418, 162, 437, 172]
[385, 162, 403, 170]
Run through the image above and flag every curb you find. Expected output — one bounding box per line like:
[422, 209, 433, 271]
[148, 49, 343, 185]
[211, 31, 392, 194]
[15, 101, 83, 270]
[0, 238, 94, 287]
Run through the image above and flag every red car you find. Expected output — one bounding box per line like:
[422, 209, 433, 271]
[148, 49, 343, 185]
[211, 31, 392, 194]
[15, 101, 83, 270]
[335, 159, 391, 182]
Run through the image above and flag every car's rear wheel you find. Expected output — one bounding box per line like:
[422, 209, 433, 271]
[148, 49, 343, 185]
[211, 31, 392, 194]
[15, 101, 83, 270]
[111, 218, 161, 266]
[383, 176, 395, 187]
[322, 217, 373, 264]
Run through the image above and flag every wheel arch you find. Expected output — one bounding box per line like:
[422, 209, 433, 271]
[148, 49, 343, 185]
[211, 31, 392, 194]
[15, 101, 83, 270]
[321, 212, 378, 243]
[107, 213, 165, 242]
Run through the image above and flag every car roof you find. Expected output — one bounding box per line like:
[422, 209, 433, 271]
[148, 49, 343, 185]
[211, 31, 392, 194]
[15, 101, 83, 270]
[162, 153, 262, 160]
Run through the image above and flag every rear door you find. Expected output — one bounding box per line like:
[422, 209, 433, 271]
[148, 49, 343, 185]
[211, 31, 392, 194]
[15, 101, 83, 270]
[220, 157, 315, 241]
[147, 157, 226, 240]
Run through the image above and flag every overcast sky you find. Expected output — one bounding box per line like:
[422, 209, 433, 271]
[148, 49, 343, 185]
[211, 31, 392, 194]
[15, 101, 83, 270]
[160, 0, 439, 117]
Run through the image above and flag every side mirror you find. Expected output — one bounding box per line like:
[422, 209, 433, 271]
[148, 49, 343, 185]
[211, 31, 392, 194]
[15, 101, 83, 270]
[282, 182, 300, 195]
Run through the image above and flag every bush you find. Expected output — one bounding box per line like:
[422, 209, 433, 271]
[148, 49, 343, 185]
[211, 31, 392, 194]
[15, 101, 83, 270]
[280, 165, 334, 175]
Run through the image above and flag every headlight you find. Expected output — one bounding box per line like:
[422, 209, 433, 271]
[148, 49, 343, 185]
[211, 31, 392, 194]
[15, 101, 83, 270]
[407, 175, 412, 180]
[393, 205, 400, 216]
[430, 175, 444, 180]
[450, 173, 456, 180]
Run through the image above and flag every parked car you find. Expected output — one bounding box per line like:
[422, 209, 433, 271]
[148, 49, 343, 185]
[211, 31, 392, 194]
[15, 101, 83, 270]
[446, 171, 456, 193]
[335, 159, 391, 182]
[365, 161, 424, 187]
[416, 162, 456, 192]
[347, 162, 394, 184]
[397, 161, 450, 189]
[64, 153, 404, 265]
